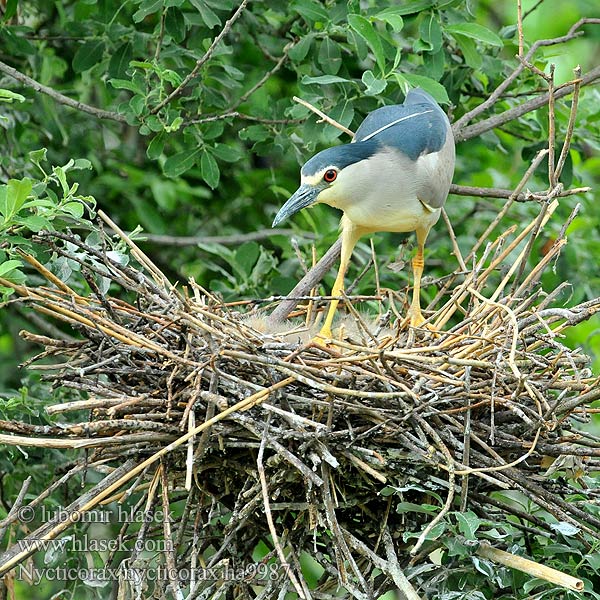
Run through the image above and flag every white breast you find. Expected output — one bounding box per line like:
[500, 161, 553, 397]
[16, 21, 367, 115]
[318, 148, 441, 233]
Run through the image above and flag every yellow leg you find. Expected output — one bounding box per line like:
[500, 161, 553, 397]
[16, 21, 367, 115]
[315, 217, 363, 343]
[407, 227, 430, 327]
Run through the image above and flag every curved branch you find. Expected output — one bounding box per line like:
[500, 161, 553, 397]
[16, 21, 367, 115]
[454, 64, 600, 142]
[0, 59, 127, 123]
[453, 18, 600, 132]
[150, 0, 248, 115]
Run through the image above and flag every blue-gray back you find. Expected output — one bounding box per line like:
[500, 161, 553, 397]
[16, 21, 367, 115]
[353, 88, 450, 160]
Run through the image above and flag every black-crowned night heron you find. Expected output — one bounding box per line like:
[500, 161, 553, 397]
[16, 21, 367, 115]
[272, 88, 455, 342]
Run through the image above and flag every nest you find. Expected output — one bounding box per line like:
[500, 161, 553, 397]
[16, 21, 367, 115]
[1, 201, 599, 598]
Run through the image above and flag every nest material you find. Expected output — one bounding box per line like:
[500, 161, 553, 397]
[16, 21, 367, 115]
[1, 202, 600, 598]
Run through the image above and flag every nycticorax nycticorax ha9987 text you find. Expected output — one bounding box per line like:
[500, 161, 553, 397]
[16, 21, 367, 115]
[272, 88, 455, 343]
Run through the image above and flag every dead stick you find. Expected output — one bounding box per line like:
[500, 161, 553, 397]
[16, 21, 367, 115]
[293, 96, 354, 136]
[476, 542, 584, 591]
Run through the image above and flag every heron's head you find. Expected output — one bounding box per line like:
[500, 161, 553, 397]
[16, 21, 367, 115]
[272, 141, 378, 227]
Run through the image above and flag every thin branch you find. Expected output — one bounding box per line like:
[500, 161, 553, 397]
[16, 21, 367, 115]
[293, 96, 354, 137]
[454, 64, 600, 142]
[257, 421, 307, 599]
[523, 0, 547, 19]
[555, 65, 582, 181]
[232, 43, 293, 109]
[450, 183, 590, 202]
[268, 238, 342, 326]
[517, 0, 524, 57]
[187, 111, 302, 126]
[150, 0, 249, 114]
[0, 59, 126, 123]
[453, 18, 600, 133]
[139, 228, 314, 247]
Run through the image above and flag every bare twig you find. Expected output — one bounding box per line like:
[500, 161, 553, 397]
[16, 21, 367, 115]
[476, 542, 584, 591]
[139, 228, 314, 247]
[555, 65, 582, 181]
[293, 96, 354, 137]
[150, 0, 249, 114]
[0, 59, 126, 123]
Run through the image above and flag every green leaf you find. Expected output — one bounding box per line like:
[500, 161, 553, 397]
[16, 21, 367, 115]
[133, 0, 163, 22]
[422, 48, 446, 80]
[108, 42, 133, 79]
[189, 0, 221, 28]
[28, 148, 47, 167]
[402, 74, 449, 104]
[301, 74, 349, 85]
[288, 35, 313, 62]
[147, 132, 166, 160]
[348, 14, 386, 75]
[234, 242, 259, 276]
[73, 40, 106, 73]
[73, 158, 92, 170]
[2, 0, 18, 21]
[291, 0, 328, 23]
[109, 79, 145, 94]
[201, 152, 220, 189]
[381, 0, 434, 15]
[3, 178, 32, 218]
[373, 8, 404, 32]
[417, 13, 442, 53]
[0, 260, 22, 277]
[455, 511, 481, 540]
[318, 38, 342, 75]
[0, 88, 25, 103]
[550, 521, 580, 537]
[361, 70, 387, 96]
[453, 33, 482, 69]
[16, 215, 52, 232]
[165, 7, 186, 41]
[445, 23, 504, 47]
[472, 556, 495, 578]
[61, 202, 85, 218]
[163, 148, 201, 178]
[209, 143, 244, 163]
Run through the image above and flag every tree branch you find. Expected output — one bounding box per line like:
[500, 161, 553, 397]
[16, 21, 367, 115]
[140, 228, 314, 247]
[453, 18, 600, 133]
[0, 59, 127, 123]
[454, 64, 600, 142]
[150, 0, 248, 115]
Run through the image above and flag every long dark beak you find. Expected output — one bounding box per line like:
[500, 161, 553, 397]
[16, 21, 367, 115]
[272, 184, 320, 227]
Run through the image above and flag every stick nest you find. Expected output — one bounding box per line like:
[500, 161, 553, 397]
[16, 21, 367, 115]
[2, 203, 600, 599]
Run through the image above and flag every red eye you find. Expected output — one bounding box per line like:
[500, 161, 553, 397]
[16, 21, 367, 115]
[323, 169, 337, 183]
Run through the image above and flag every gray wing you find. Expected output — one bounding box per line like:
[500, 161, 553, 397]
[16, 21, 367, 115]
[354, 89, 450, 160]
[354, 88, 455, 209]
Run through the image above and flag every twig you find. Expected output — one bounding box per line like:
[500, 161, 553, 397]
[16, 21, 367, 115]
[257, 420, 307, 599]
[517, 0, 524, 57]
[139, 228, 313, 247]
[293, 96, 354, 137]
[449, 183, 589, 202]
[476, 542, 584, 591]
[0, 477, 31, 542]
[268, 238, 342, 325]
[150, 0, 248, 114]
[454, 63, 600, 142]
[159, 463, 184, 600]
[453, 18, 600, 134]
[555, 65, 582, 181]
[0, 59, 126, 123]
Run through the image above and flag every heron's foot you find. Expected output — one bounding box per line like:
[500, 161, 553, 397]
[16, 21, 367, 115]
[310, 326, 335, 348]
[405, 307, 436, 331]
